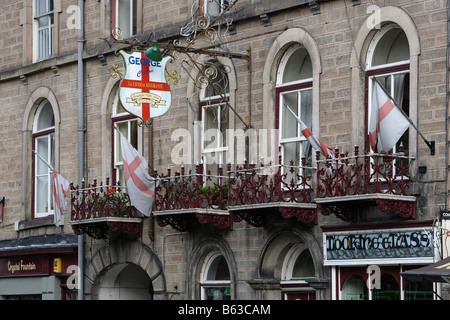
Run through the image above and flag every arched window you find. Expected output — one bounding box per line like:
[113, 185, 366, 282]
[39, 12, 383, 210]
[276, 45, 313, 178]
[200, 252, 231, 300]
[341, 275, 368, 300]
[112, 92, 142, 186]
[366, 25, 410, 155]
[282, 244, 315, 280]
[200, 61, 229, 178]
[33, 100, 55, 218]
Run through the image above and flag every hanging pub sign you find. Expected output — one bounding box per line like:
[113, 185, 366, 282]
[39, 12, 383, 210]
[323, 227, 435, 266]
[118, 50, 172, 122]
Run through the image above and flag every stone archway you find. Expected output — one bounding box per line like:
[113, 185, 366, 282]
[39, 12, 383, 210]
[84, 238, 166, 300]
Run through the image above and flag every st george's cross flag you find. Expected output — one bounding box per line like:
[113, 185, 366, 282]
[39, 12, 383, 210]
[284, 104, 335, 159]
[33, 150, 69, 226]
[117, 128, 156, 216]
[369, 81, 410, 153]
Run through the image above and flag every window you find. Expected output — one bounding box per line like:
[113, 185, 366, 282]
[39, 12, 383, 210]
[200, 252, 231, 300]
[33, 100, 55, 218]
[281, 244, 316, 300]
[203, 0, 230, 17]
[112, 93, 142, 186]
[112, 0, 138, 39]
[366, 26, 410, 155]
[200, 61, 229, 178]
[276, 46, 313, 177]
[34, 0, 54, 60]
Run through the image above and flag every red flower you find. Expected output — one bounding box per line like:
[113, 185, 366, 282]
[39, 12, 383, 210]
[108, 188, 116, 193]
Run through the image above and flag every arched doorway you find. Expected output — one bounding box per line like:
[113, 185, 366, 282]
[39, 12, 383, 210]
[93, 263, 153, 300]
[85, 239, 166, 300]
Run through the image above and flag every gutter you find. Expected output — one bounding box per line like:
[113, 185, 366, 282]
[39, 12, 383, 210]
[77, 0, 85, 300]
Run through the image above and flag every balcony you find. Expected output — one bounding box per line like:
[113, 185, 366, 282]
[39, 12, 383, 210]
[315, 146, 416, 222]
[70, 178, 142, 239]
[152, 157, 317, 231]
[153, 165, 233, 231]
[227, 158, 317, 226]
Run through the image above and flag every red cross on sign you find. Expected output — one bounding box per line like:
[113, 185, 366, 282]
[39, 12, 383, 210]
[118, 51, 172, 122]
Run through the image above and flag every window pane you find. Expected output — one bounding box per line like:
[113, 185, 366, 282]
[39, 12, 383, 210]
[371, 28, 409, 67]
[36, 0, 47, 15]
[206, 256, 230, 281]
[204, 287, 231, 300]
[300, 89, 312, 129]
[292, 250, 315, 278]
[281, 92, 299, 139]
[36, 101, 55, 131]
[204, 106, 218, 149]
[35, 176, 49, 213]
[36, 136, 49, 174]
[282, 141, 300, 167]
[118, 0, 132, 38]
[342, 275, 368, 300]
[282, 48, 312, 84]
[373, 274, 399, 300]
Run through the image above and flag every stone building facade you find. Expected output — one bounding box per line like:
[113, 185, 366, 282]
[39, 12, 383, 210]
[0, 0, 449, 300]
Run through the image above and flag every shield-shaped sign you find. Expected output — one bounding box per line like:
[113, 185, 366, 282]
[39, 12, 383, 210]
[118, 50, 172, 122]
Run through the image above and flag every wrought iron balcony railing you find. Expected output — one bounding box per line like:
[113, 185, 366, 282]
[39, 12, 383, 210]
[153, 164, 232, 231]
[226, 157, 317, 226]
[70, 178, 142, 239]
[315, 146, 416, 222]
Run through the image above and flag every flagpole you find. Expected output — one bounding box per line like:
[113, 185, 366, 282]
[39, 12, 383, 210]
[373, 77, 435, 155]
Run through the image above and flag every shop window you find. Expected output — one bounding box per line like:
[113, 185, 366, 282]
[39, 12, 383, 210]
[33, 100, 55, 219]
[372, 274, 399, 300]
[342, 275, 368, 300]
[404, 281, 433, 300]
[276, 46, 313, 180]
[366, 25, 410, 156]
[200, 61, 229, 179]
[112, 0, 138, 39]
[200, 252, 231, 300]
[34, 0, 54, 60]
[112, 93, 142, 186]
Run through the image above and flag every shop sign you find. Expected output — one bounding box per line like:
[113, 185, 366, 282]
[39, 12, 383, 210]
[118, 50, 172, 122]
[0, 256, 50, 277]
[324, 228, 434, 265]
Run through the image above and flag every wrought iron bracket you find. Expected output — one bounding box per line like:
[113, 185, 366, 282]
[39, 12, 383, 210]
[154, 209, 234, 231]
[316, 194, 417, 222]
[71, 218, 143, 239]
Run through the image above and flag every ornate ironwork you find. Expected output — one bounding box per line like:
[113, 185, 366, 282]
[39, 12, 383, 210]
[315, 146, 416, 221]
[226, 154, 317, 225]
[70, 178, 142, 239]
[153, 164, 232, 230]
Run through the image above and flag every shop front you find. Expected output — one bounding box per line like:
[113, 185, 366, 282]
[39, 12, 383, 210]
[0, 235, 78, 300]
[322, 221, 439, 300]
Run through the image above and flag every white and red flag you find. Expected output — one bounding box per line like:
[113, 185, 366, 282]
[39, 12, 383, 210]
[369, 81, 410, 153]
[117, 128, 156, 216]
[33, 150, 69, 226]
[284, 104, 335, 159]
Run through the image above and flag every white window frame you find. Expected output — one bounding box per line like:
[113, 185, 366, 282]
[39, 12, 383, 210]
[276, 45, 314, 180]
[200, 252, 231, 300]
[204, 0, 230, 17]
[112, 94, 143, 186]
[114, 0, 137, 39]
[33, 0, 54, 61]
[33, 101, 55, 219]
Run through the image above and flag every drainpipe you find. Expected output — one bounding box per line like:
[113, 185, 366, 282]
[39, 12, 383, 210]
[77, 0, 85, 300]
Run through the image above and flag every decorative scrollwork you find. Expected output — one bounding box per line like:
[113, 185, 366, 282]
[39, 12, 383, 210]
[111, 27, 124, 41]
[110, 63, 124, 80]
